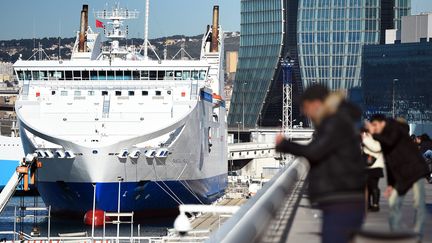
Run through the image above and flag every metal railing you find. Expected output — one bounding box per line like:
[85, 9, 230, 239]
[207, 157, 309, 243]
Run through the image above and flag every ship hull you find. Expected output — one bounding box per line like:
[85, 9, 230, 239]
[37, 174, 227, 216]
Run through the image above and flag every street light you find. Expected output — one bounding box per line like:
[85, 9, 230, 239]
[392, 78, 398, 118]
[242, 82, 247, 130]
[236, 121, 242, 143]
[116, 176, 124, 242]
[91, 183, 96, 239]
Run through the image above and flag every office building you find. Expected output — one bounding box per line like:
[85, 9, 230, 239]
[228, 0, 410, 128]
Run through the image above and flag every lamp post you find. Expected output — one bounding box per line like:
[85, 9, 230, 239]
[236, 121, 242, 143]
[116, 176, 123, 242]
[91, 183, 96, 239]
[242, 82, 247, 130]
[392, 78, 398, 118]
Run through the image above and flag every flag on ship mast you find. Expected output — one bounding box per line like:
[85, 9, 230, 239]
[96, 19, 104, 28]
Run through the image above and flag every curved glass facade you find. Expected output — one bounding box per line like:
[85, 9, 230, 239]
[228, 0, 411, 128]
[298, 0, 381, 90]
[228, 0, 284, 127]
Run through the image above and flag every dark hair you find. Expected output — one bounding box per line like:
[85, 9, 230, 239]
[420, 133, 431, 142]
[301, 84, 329, 102]
[369, 114, 387, 122]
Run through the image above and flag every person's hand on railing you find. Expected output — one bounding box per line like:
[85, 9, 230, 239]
[275, 133, 285, 146]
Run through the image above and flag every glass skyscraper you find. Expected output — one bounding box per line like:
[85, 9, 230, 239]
[228, 0, 411, 128]
[228, 0, 284, 128]
[298, 0, 410, 90]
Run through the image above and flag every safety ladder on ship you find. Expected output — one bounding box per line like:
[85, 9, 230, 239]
[102, 95, 111, 118]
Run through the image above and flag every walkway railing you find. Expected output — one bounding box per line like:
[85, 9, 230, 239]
[207, 157, 309, 243]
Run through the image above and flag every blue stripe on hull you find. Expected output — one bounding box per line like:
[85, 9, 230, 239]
[0, 160, 19, 189]
[37, 174, 227, 216]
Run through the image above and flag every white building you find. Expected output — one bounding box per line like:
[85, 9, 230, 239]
[386, 13, 432, 44]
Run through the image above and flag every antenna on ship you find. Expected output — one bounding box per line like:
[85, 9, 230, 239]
[144, 0, 150, 60]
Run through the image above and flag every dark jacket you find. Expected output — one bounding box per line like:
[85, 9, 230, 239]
[419, 140, 432, 155]
[373, 119, 428, 195]
[276, 94, 365, 205]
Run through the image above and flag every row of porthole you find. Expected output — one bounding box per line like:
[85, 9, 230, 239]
[231, 150, 272, 157]
[1, 144, 20, 146]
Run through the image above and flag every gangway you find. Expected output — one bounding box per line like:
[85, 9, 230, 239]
[0, 154, 38, 214]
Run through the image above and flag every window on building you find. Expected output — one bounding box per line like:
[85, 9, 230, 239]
[102, 91, 108, 96]
[115, 91, 122, 96]
[128, 91, 135, 96]
[61, 91, 68, 96]
[155, 90, 162, 96]
[142, 90, 148, 96]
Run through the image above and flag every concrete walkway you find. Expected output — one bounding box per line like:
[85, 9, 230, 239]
[286, 181, 432, 243]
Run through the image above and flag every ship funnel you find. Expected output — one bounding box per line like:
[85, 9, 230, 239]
[78, 4, 89, 52]
[211, 5, 219, 53]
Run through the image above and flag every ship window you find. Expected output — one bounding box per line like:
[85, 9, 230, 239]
[74, 91, 81, 96]
[102, 91, 108, 96]
[133, 71, 140, 80]
[65, 71, 73, 80]
[166, 71, 174, 80]
[17, 71, 24, 80]
[199, 70, 207, 80]
[155, 91, 161, 96]
[107, 71, 115, 80]
[174, 71, 182, 80]
[98, 71, 106, 80]
[115, 70, 123, 80]
[73, 71, 81, 80]
[24, 71, 32, 80]
[90, 71, 98, 80]
[157, 71, 165, 80]
[82, 71, 90, 80]
[61, 91, 68, 96]
[191, 71, 199, 80]
[128, 91, 135, 96]
[55, 71, 64, 80]
[88, 91, 95, 96]
[32, 71, 39, 80]
[115, 91, 122, 96]
[142, 91, 148, 96]
[39, 71, 48, 80]
[124, 71, 132, 80]
[182, 71, 190, 80]
[167, 90, 172, 95]
[140, 71, 149, 80]
[51, 91, 56, 95]
[149, 71, 157, 80]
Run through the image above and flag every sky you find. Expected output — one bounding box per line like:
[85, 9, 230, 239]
[0, 0, 431, 40]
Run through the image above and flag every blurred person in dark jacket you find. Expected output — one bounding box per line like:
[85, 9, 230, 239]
[275, 84, 365, 243]
[368, 114, 428, 236]
[415, 134, 432, 183]
[416, 134, 432, 156]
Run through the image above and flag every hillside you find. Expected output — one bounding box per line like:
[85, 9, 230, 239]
[0, 32, 240, 63]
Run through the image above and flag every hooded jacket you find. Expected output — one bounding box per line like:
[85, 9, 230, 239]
[373, 119, 428, 195]
[276, 93, 365, 204]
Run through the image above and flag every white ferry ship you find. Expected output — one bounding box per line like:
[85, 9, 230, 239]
[0, 135, 24, 189]
[13, 3, 227, 216]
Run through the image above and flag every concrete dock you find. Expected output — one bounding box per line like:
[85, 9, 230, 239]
[286, 181, 432, 242]
[190, 198, 248, 232]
